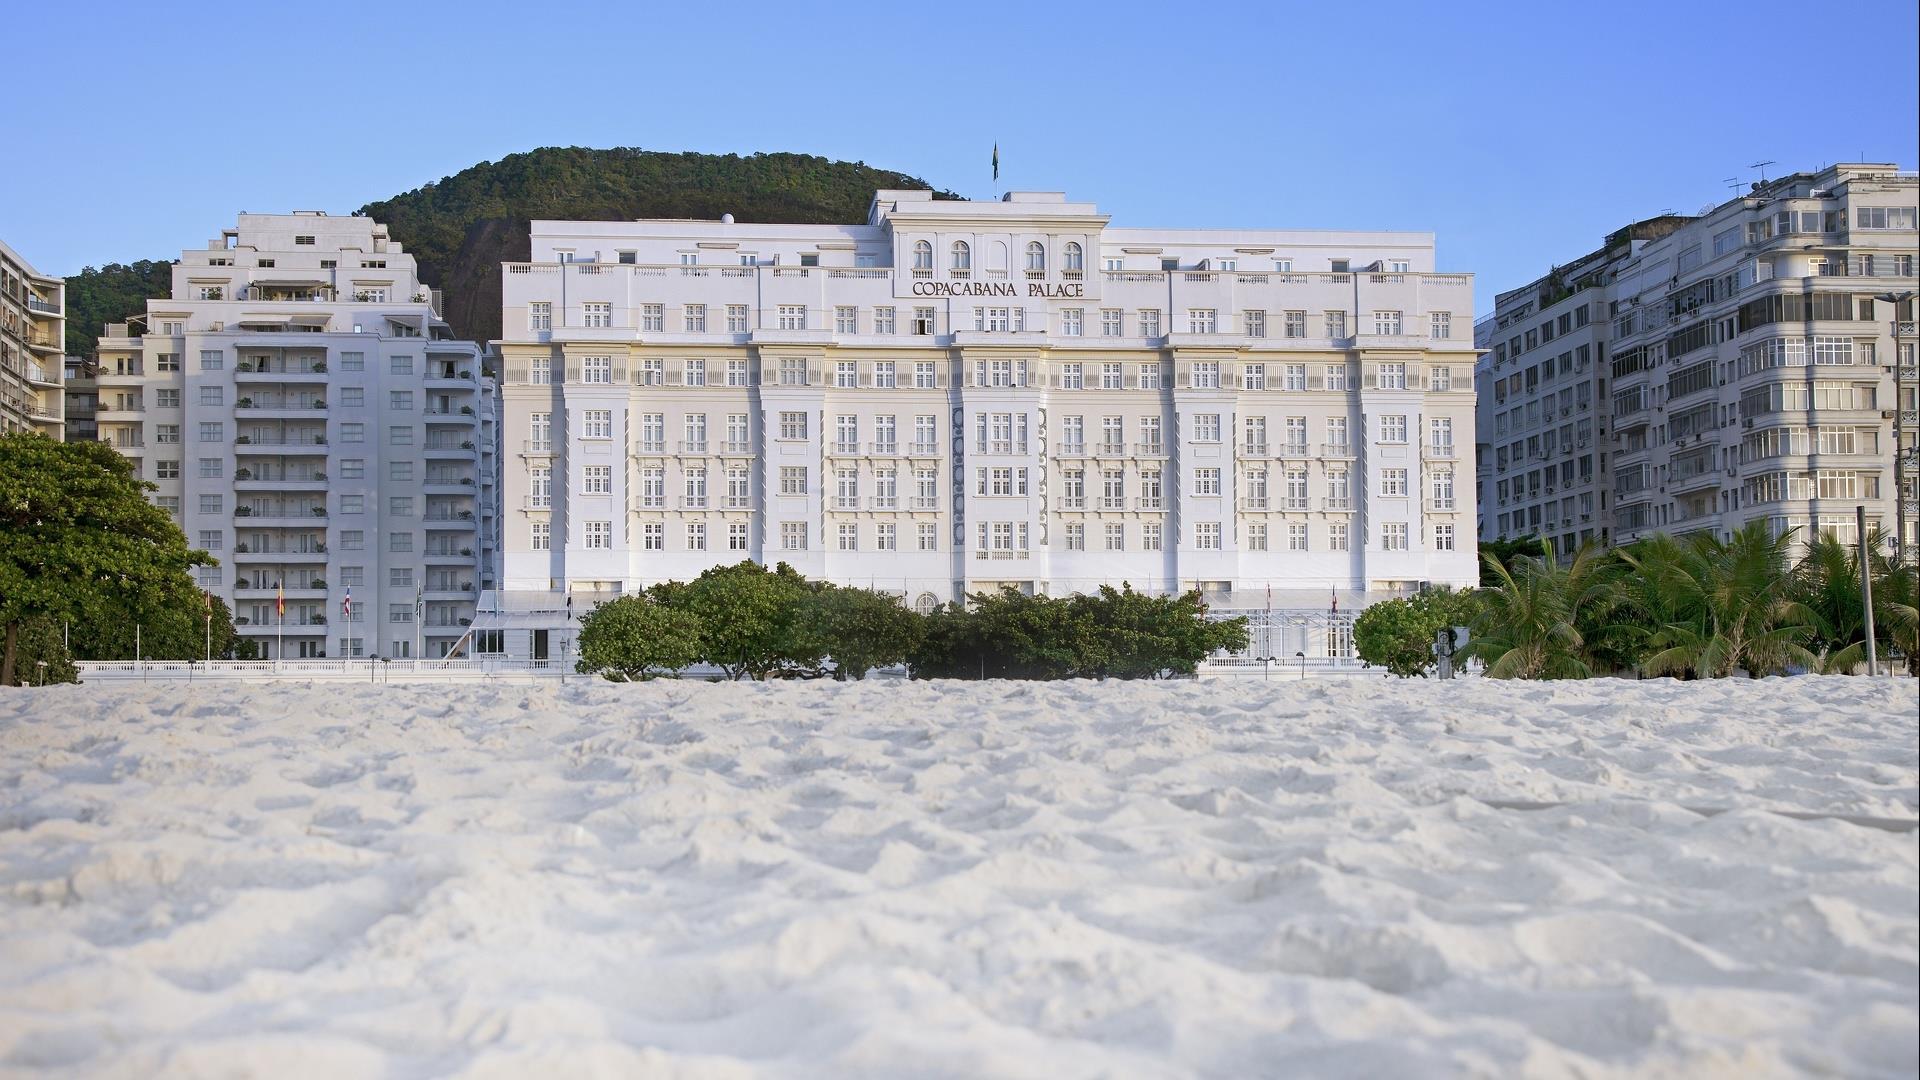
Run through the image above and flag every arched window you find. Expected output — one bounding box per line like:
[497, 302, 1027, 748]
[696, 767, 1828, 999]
[915, 593, 939, 615]
[913, 240, 932, 270]
[1026, 241, 1046, 272]
[1063, 242, 1084, 272]
[950, 240, 971, 271]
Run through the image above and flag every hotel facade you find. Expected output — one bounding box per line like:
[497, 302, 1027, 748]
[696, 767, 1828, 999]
[95, 213, 499, 659]
[1, 238, 65, 438]
[487, 190, 1478, 662]
[1477, 163, 1917, 554]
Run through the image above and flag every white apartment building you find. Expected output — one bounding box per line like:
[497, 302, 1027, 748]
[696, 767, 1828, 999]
[94, 213, 499, 659]
[1479, 164, 1918, 554]
[487, 190, 1477, 663]
[1, 238, 65, 437]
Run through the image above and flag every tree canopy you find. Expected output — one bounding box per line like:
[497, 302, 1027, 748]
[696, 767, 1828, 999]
[0, 434, 212, 684]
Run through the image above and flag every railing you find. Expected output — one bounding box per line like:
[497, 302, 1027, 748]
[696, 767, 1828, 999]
[1278, 443, 1311, 457]
[1425, 444, 1457, 459]
[1056, 443, 1088, 458]
[911, 496, 940, 510]
[634, 440, 665, 453]
[910, 442, 939, 456]
[869, 496, 898, 510]
[680, 440, 708, 453]
[1279, 496, 1310, 511]
[1322, 443, 1353, 457]
[78, 658, 576, 682]
[1060, 496, 1087, 509]
[1242, 443, 1270, 458]
[1135, 443, 1165, 457]
[869, 442, 898, 455]
[26, 296, 60, 314]
[1099, 497, 1126, 510]
[1321, 497, 1352, 511]
[522, 440, 552, 453]
[1135, 497, 1163, 511]
[831, 442, 860, 454]
[722, 440, 752, 453]
[1242, 497, 1269, 511]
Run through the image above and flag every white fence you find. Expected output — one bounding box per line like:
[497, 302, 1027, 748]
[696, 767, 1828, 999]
[78, 658, 572, 684]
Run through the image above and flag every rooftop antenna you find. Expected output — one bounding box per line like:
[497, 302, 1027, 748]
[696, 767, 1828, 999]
[1749, 160, 1776, 185]
[1723, 176, 1742, 195]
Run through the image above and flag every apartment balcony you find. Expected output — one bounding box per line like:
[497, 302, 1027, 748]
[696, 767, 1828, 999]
[907, 443, 940, 458]
[831, 496, 860, 511]
[236, 403, 329, 422]
[1134, 442, 1167, 458]
[1098, 497, 1126, 511]
[1424, 444, 1458, 461]
[1134, 497, 1164, 512]
[829, 442, 861, 456]
[679, 440, 710, 455]
[234, 508, 328, 528]
[423, 513, 477, 530]
[423, 479, 477, 496]
[234, 472, 328, 492]
[1424, 498, 1460, 514]
[1278, 496, 1311, 511]
[1055, 443, 1089, 459]
[26, 296, 60, 316]
[426, 440, 476, 458]
[423, 372, 478, 390]
[629, 497, 664, 511]
[234, 365, 327, 383]
[720, 440, 753, 455]
[1094, 443, 1127, 459]
[423, 408, 477, 425]
[1322, 443, 1354, 459]
[1668, 471, 1722, 497]
[423, 587, 475, 602]
[21, 363, 60, 388]
[911, 496, 941, 510]
[868, 497, 900, 511]
[424, 549, 476, 564]
[234, 585, 329, 602]
[681, 496, 711, 510]
[1240, 444, 1271, 460]
[95, 404, 145, 422]
[236, 621, 329, 635]
[634, 440, 666, 455]
[1059, 496, 1087, 510]
[232, 547, 327, 563]
[723, 496, 753, 510]
[1240, 497, 1270, 511]
[238, 430, 328, 447]
[868, 442, 900, 456]
[98, 434, 145, 451]
[1321, 497, 1353, 512]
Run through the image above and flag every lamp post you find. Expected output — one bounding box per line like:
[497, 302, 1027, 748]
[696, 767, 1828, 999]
[1295, 651, 1306, 679]
[1875, 291, 1915, 568]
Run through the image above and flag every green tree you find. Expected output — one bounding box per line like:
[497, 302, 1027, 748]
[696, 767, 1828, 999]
[0, 434, 210, 685]
[59, 260, 176, 358]
[1793, 532, 1920, 675]
[1477, 534, 1549, 588]
[804, 586, 925, 680]
[1069, 586, 1249, 679]
[1623, 522, 1817, 679]
[10, 619, 78, 685]
[575, 594, 703, 680]
[68, 581, 240, 662]
[1354, 588, 1476, 678]
[1467, 539, 1613, 679]
[668, 561, 818, 680]
[907, 585, 1248, 681]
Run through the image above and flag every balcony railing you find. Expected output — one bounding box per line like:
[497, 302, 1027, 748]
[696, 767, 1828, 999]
[1241, 497, 1269, 511]
[1135, 442, 1165, 457]
[523, 440, 553, 453]
[870, 442, 898, 455]
[1322, 497, 1352, 511]
[680, 440, 708, 454]
[1057, 442, 1088, 458]
[1279, 496, 1310, 511]
[1135, 497, 1163, 511]
[1425, 444, 1458, 459]
[909, 442, 939, 456]
[911, 496, 940, 510]
[1323, 442, 1353, 457]
[634, 440, 665, 454]
[1060, 496, 1087, 509]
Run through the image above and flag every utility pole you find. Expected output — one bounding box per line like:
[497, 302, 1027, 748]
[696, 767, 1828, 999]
[1859, 504, 1878, 677]
[1875, 292, 1914, 568]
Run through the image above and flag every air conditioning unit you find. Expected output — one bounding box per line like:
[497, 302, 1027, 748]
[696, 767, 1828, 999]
[1883, 411, 1896, 419]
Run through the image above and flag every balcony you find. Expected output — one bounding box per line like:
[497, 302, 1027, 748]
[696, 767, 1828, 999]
[423, 408, 476, 425]
[1241, 497, 1270, 511]
[1279, 496, 1311, 511]
[680, 440, 710, 454]
[236, 434, 329, 452]
[634, 440, 666, 455]
[234, 365, 327, 383]
[234, 508, 328, 528]
[1134, 497, 1164, 512]
[423, 478, 476, 495]
[232, 547, 327, 562]
[1276, 443, 1311, 459]
[911, 496, 941, 510]
[1424, 444, 1458, 460]
[22, 364, 60, 388]
[829, 442, 861, 456]
[236, 399, 329, 419]
[868, 442, 899, 456]
[1134, 442, 1166, 457]
[908, 443, 940, 458]
[425, 549, 475, 564]
[1094, 442, 1127, 458]
[1099, 497, 1126, 511]
[234, 471, 328, 492]
[831, 496, 860, 510]
[868, 497, 899, 511]
[1059, 496, 1087, 510]
[1321, 497, 1353, 512]
[1322, 443, 1353, 459]
[721, 440, 753, 455]
[521, 440, 554, 455]
[1425, 498, 1459, 513]
[1056, 443, 1088, 459]
[26, 296, 60, 315]
[423, 514, 477, 529]
[1240, 443, 1270, 459]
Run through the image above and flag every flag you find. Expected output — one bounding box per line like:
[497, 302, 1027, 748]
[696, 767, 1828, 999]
[992, 143, 999, 182]
[276, 582, 285, 618]
[203, 590, 213, 615]
[1330, 589, 1338, 615]
[414, 583, 423, 622]
[342, 586, 352, 619]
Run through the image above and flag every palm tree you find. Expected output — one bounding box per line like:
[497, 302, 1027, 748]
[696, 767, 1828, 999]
[1466, 538, 1614, 679]
[1629, 522, 1817, 679]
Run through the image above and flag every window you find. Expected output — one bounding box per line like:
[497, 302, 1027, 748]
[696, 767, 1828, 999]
[1283, 311, 1307, 338]
[1373, 311, 1403, 335]
[835, 306, 858, 334]
[582, 465, 611, 494]
[1244, 310, 1266, 337]
[390, 605, 413, 625]
[728, 523, 750, 551]
[527, 357, 552, 385]
[1323, 310, 1347, 339]
[1195, 522, 1222, 550]
[1138, 363, 1162, 390]
[1024, 241, 1046, 274]
[837, 523, 858, 551]
[914, 361, 938, 389]
[1105, 523, 1125, 551]
[776, 305, 807, 331]
[1143, 522, 1163, 551]
[1381, 415, 1407, 443]
[641, 523, 663, 551]
[1138, 309, 1162, 336]
[389, 390, 414, 411]
[874, 306, 896, 334]
[1330, 522, 1349, 551]
[1856, 206, 1917, 230]
[580, 355, 611, 384]
[584, 521, 612, 549]
[918, 523, 938, 551]
[950, 240, 971, 272]
[1187, 308, 1217, 334]
[1431, 312, 1452, 340]
[390, 355, 414, 376]
[1246, 523, 1268, 551]
[197, 529, 223, 551]
[1277, 364, 1303, 391]
[1100, 362, 1123, 390]
[155, 460, 180, 480]
[720, 304, 749, 334]
[780, 466, 808, 495]
[341, 495, 364, 514]
[1431, 366, 1452, 391]
[1101, 309, 1124, 336]
[682, 304, 707, 333]
[161, 389, 184, 407]
[1195, 468, 1222, 495]
[529, 302, 551, 331]
[581, 410, 612, 439]
[835, 362, 858, 389]
[156, 424, 181, 444]
[781, 522, 808, 550]
[530, 521, 550, 550]
[778, 411, 808, 440]
[1435, 523, 1456, 551]
[197, 421, 223, 443]
[1381, 469, 1408, 497]
[155, 353, 180, 372]
[633, 467, 660, 507]
[1377, 363, 1407, 389]
[389, 531, 414, 552]
[1288, 523, 1309, 552]
[687, 522, 708, 551]
[341, 530, 364, 550]
[726, 359, 750, 387]
[1191, 362, 1220, 389]
[1194, 414, 1221, 442]
[1381, 522, 1409, 551]
[1062, 308, 1083, 336]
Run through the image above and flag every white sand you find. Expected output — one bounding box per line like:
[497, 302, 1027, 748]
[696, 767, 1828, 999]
[0, 676, 1914, 1079]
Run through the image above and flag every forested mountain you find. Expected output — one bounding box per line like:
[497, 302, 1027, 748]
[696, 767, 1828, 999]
[62, 148, 952, 354]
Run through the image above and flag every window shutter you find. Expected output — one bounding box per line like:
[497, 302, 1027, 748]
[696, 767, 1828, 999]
[1122, 369, 1137, 390]
[1176, 368, 1191, 389]
[807, 360, 823, 385]
[664, 368, 682, 387]
[1307, 372, 1324, 390]
[1362, 367, 1378, 390]
[565, 364, 581, 383]
[1223, 371, 1239, 390]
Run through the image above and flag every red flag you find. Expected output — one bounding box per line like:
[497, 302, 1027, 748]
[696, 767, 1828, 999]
[342, 586, 352, 618]
[203, 590, 213, 614]
[276, 582, 285, 618]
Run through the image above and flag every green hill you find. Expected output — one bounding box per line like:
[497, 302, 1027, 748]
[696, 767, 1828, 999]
[63, 147, 954, 354]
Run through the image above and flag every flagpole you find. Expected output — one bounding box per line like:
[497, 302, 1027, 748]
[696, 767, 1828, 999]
[414, 583, 422, 665]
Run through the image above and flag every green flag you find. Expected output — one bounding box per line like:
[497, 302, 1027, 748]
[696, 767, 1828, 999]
[992, 143, 999, 183]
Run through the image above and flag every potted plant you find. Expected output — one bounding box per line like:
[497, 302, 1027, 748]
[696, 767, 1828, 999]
[235, 435, 252, 444]
[315, 542, 328, 553]
[314, 435, 327, 445]
[234, 543, 251, 553]
[458, 510, 473, 520]
[237, 362, 254, 372]
[310, 579, 326, 590]
[237, 396, 253, 408]
[460, 440, 474, 449]
[313, 472, 327, 481]
[235, 617, 250, 625]
[461, 477, 475, 485]
[312, 614, 327, 625]
[235, 468, 253, 480]
[459, 617, 472, 626]
[235, 579, 252, 589]
[461, 582, 473, 591]
[459, 547, 474, 557]
[312, 362, 327, 373]
[235, 506, 254, 517]
[460, 405, 474, 415]
[313, 400, 327, 409]
[311, 506, 326, 517]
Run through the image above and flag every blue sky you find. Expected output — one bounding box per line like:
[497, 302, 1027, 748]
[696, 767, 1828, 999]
[7, 0, 1915, 314]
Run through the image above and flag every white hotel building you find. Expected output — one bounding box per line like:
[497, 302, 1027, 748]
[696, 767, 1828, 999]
[95, 213, 499, 659]
[488, 190, 1477, 662]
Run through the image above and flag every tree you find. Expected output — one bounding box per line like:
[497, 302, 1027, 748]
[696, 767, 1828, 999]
[575, 594, 703, 680]
[1477, 535, 1549, 588]
[804, 586, 924, 680]
[1354, 588, 1476, 678]
[1467, 539, 1613, 679]
[0, 435, 210, 686]
[1793, 532, 1920, 675]
[668, 561, 818, 680]
[1069, 586, 1248, 679]
[1625, 522, 1817, 679]
[68, 581, 239, 662]
[10, 619, 77, 685]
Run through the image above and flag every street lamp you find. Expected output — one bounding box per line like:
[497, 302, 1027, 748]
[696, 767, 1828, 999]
[1876, 290, 1915, 568]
